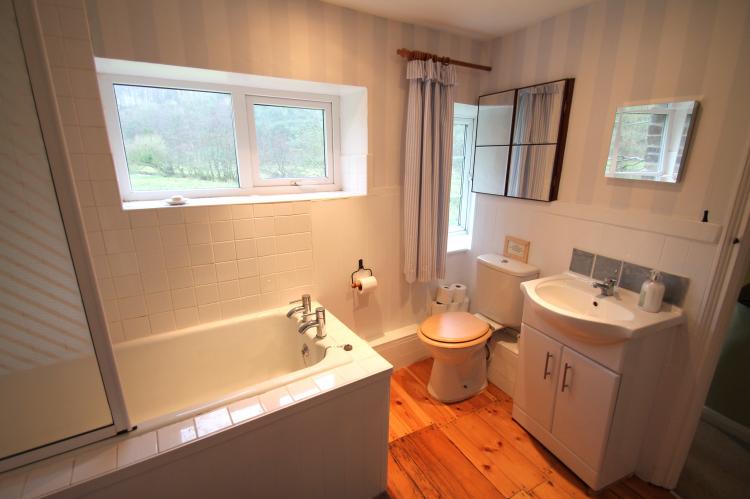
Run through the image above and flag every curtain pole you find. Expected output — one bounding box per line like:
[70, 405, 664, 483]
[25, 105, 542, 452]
[396, 48, 492, 72]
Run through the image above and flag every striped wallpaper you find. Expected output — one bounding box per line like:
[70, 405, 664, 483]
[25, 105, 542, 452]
[480, 0, 750, 224]
[0, 0, 94, 373]
[85, 0, 487, 192]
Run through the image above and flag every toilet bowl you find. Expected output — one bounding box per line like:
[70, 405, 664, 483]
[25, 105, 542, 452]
[419, 255, 539, 403]
[417, 312, 492, 403]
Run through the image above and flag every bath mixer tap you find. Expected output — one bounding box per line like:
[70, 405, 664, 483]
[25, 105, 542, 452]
[287, 294, 312, 318]
[298, 307, 326, 338]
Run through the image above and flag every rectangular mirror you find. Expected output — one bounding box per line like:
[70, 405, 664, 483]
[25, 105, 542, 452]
[472, 79, 574, 201]
[605, 100, 698, 183]
[473, 90, 514, 195]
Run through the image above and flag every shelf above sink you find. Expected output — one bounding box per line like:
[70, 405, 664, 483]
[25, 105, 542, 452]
[521, 273, 684, 345]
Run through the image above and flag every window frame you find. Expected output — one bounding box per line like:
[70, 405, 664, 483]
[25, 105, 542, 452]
[97, 73, 340, 202]
[246, 95, 335, 188]
[449, 115, 476, 235]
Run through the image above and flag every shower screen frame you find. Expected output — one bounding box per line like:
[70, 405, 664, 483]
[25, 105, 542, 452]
[1, 0, 132, 472]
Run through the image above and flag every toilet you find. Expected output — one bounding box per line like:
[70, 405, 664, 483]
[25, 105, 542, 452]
[418, 254, 539, 403]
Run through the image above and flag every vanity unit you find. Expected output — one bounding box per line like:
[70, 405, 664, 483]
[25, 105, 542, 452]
[512, 274, 684, 491]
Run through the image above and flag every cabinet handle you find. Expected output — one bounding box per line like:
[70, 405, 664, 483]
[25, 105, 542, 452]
[561, 363, 572, 392]
[543, 352, 552, 379]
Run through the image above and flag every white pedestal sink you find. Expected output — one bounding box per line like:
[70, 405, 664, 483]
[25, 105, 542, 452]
[512, 272, 685, 491]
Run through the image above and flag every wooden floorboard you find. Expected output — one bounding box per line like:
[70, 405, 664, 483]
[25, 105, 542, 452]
[387, 359, 672, 499]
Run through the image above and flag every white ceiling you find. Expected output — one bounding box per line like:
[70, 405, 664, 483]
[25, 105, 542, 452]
[322, 0, 597, 39]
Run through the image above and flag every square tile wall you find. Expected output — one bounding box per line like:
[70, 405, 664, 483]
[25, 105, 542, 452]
[569, 249, 595, 276]
[569, 248, 689, 306]
[37, 2, 313, 342]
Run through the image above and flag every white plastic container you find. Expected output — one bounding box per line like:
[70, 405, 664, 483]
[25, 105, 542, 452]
[638, 270, 666, 313]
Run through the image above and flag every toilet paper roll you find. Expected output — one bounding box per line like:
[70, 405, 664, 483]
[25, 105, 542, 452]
[450, 283, 467, 303]
[460, 297, 470, 312]
[430, 300, 448, 315]
[356, 275, 378, 294]
[447, 301, 460, 312]
[435, 285, 453, 304]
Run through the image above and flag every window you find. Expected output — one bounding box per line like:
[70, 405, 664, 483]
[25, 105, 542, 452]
[99, 74, 339, 202]
[448, 105, 476, 252]
[450, 116, 475, 233]
[114, 85, 240, 192]
[248, 96, 333, 186]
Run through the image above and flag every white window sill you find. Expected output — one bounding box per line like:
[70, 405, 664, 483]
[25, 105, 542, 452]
[121, 190, 366, 211]
[447, 232, 472, 254]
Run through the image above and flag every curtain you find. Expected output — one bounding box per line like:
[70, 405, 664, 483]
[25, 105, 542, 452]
[403, 60, 457, 283]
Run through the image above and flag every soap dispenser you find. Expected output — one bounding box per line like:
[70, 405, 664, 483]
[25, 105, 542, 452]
[638, 270, 665, 313]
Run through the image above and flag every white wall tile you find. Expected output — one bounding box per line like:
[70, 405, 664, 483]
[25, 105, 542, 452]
[232, 219, 254, 239]
[164, 246, 190, 269]
[195, 284, 219, 305]
[174, 307, 199, 328]
[189, 244, 214, 265]
[210, 221, 234, 242]
[122, 316, 150, 340]
[198, 303, 221, 322]
[171, 287, 197, 309]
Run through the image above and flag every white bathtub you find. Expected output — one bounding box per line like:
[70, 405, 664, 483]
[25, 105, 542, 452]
[5, 304, 391, 498]
[114, 303, 354, 429]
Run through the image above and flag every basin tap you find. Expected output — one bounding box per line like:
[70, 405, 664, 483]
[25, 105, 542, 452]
[287, 294, 312, 318]
[592, 278, 617, 297]
[298, 307, 326, 338]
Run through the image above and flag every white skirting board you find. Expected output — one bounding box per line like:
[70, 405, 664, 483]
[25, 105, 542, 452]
[369, 324, 428, 370]
[701, 406, 750, 445]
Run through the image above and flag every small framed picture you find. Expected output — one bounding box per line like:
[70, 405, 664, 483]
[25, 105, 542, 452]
[504, 236, 530, 263]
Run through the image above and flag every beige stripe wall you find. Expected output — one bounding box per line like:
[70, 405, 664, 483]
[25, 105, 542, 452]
[481, 0, 750, 223]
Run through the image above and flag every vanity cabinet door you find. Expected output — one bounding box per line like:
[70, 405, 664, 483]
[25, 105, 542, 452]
[514, 324, 562, 431]
[552, 347, 621, 471]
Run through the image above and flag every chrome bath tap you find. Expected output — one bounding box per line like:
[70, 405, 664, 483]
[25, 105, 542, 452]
[287, 294, 312, 318]
[298, 307, 326, 338]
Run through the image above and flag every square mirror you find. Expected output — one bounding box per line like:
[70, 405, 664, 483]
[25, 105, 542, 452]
[605, 100, 698, 183]
[472, 79, 574, 201]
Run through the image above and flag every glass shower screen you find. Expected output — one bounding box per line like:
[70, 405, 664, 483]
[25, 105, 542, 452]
[0, 0, 115, 462]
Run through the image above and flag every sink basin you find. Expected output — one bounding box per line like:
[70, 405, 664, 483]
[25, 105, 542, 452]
[521, 273, 684, 344]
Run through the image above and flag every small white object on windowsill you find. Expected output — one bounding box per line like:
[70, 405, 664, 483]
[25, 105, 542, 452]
[165, 195, 187, 206]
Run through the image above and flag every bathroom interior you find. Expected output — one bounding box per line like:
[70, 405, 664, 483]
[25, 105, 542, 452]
[1, 0, 749, 497]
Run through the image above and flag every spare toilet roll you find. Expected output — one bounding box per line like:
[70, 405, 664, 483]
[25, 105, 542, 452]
[356, 275, 378, 294]
[450, 283, 467, 303]
[436, 285, 453, 304]
[430, 300, 448, 315]
[447, 301, 461, 312]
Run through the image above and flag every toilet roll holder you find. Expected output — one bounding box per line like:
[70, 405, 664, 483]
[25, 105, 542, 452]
[350, 259, 374, 290]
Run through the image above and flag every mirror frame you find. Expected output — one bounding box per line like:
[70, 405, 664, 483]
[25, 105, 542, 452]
[472, 78, 575, 202]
